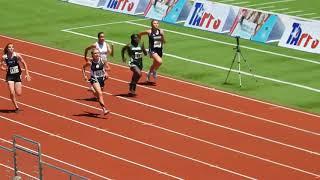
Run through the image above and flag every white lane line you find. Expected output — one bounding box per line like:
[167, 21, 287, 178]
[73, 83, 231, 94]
[62, 29, 320, 93]
[257, 6, 275, 10]
[0, 138, 110, 180]
[246, 0, 296, 8]
[232, 1, 249, 5]
[0, 163, 38, 179]
[1, 35, 319, 118]
[62, 18, 147, 31]
[272, 8, 290, 12]
[0, 90, 318, 177]
[22, 53, 320, 136]
[13, 71, 320, 157]
[218, 0, 235, 3]
[285, 10, 304, 15]
[296, 13, 317, 17]
[125, 21, 320, 65]
[0, 115, 184, 180]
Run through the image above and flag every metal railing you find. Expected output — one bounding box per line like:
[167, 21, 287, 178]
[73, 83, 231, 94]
[0, 135, 88, 180]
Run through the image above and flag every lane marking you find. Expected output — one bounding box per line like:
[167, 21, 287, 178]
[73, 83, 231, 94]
[0, 115, 184, 180]
[0, 163, 37, 179]
[0, 138, 111, 179]
[62, 29, 320, 93]
[0, 92, 318, 177]
[21, 53, 320, 136]
[0, 35, 319, 119]
[246, 0, 296, 8]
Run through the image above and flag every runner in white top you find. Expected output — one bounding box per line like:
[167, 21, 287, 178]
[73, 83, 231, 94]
[84, 32, 113, 62]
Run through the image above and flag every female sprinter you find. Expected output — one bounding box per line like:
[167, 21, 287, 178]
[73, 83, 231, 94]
[121, 34, 147, 95]
[1, 43, 31, 112]
[138, 20, 166, 83]
[82, 48, 110, 115]
[84, 32, 114, 62]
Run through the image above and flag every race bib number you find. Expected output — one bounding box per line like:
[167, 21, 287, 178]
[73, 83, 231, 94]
[154, 41, 162, 48]
[93, 70, 105, 77]
[9, 66, 19, 74]
[134, 52, 142, 59]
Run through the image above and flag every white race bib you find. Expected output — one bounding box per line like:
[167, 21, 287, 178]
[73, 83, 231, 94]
[154, 41, 162, 48]
[93, 70, 105, 77]
[9, 66, 19, 74]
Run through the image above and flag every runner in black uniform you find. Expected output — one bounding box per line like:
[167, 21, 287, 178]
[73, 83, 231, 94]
[138, 20, 166, 83]
[82, 48, 110, 115]
[121, 34, 147, 95]
[0, 43, 31, 112]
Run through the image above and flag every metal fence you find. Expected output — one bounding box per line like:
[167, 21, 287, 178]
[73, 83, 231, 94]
[0, 135, 88, 180]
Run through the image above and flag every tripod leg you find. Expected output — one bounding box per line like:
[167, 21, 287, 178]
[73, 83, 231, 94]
[237, 52, 242, 87]
[224, 51, 237, 84]
[240, 52, 258, 83]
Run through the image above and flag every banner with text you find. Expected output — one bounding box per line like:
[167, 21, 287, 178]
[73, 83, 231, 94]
[278, 19, 320, 54]
[68, 0, 106, 8]
[103, 0, 148, 14]
[184, 0, 231, 33]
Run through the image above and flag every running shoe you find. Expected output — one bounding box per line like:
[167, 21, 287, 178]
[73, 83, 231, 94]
[102, 107, 110, 115]
[153, 70, 157, 82]
[146, 71, 152, 82]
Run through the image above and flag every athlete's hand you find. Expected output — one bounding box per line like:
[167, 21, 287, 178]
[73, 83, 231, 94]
[25, 74, 31, 81]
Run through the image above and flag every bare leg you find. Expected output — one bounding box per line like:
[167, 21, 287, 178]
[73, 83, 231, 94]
[129, 66, 142, 94]
[7, 81, 19, 110]
[91, 82, 109, 115]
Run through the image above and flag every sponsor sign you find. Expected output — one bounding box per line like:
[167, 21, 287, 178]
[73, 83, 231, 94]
[68, 0, 104, 7]
[103, 0, 141, 14]
[184, 0, 231, 33]
[279, 20, 320, 54]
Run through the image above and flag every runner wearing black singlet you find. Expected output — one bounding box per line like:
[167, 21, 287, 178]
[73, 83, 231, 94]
[121, 34, 147, 95]
[138, 20, 166, 83]
[0, 43, 31, 112]
[82, 48, 110, 115]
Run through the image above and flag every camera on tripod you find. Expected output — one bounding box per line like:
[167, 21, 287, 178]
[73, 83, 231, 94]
[224, 36, 257, 87]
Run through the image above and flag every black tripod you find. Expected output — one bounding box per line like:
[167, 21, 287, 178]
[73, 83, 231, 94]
[224, 36, 257, 87]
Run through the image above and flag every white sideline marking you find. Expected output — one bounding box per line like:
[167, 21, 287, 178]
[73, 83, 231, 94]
[125, 21, 320, 65]
[297, 13, 317, 17]
[218, 0, 235, 3]
[0, 138, 111, 180]
[272, 8, 290, 12]
[62, 18, 147, 31]
[286, 10, 304, 15]
[246, 0, 296, 8]
[62, 29, 320, 93]
[22, 53, 320, 136]
[0, 163, 38, 179]
[232, 1, 249, 5]
[3, 70, 320, 157]
[0, 89, 318, 177]
[257, 6, 275, 10]
[0, 115, 184, 180]
[0, 35, 319, 118]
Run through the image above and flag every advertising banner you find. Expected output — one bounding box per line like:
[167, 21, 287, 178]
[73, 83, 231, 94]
[144, 0, 189, 23]
[184, 0, 231, 33]
[278, 19, 320, 54]
[68, 0, 105, 8]
[229, 8, 278, 43]
[103, 0, 147, 14]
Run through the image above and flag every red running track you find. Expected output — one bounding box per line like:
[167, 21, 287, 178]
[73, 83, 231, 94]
[0, 35, 319, 179]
